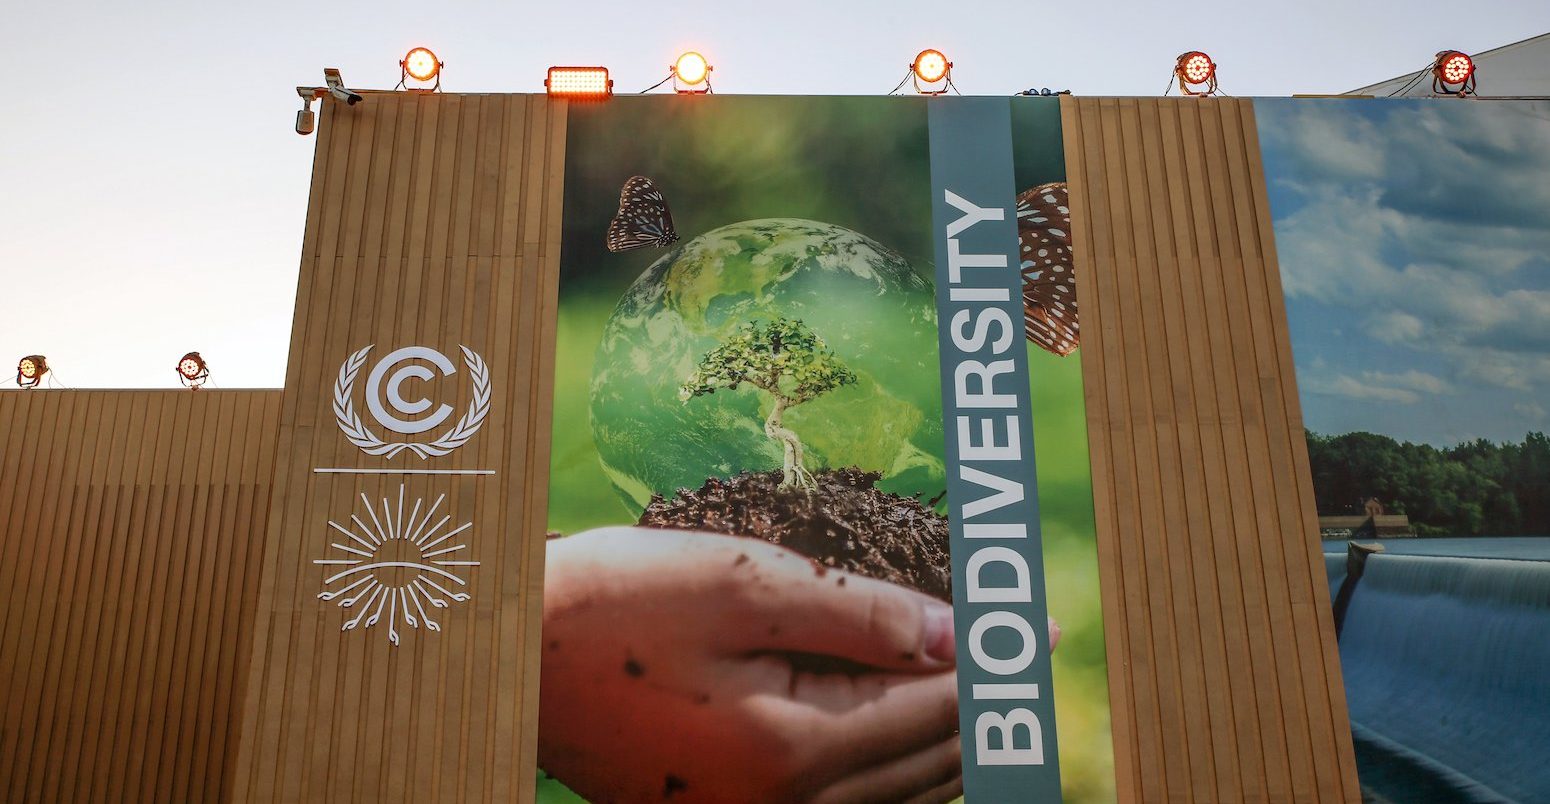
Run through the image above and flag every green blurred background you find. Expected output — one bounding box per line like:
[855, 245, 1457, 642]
[540, 96, 1113, 802]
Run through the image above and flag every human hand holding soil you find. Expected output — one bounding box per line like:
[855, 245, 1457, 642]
[539, 527, 967, 803]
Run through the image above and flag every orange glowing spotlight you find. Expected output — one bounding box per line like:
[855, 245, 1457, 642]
[1174, 51, 1218, 96]
[399, 47, 443, 91]
[1432, 50, 1476, 96]
[176, 351, 209, 389]
[913, 49, 950, 84]
[899, 49, 953, 95]
[16, 355, 47, 389]
[672, 51, 709, 87]
[546, 66, 614, 99]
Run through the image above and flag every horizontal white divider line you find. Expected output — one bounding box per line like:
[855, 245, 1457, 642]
[312, 468, 496, 476]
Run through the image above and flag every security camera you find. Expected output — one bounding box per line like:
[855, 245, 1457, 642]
[323, 68, 363, 106]
[294, 87, 318, 135]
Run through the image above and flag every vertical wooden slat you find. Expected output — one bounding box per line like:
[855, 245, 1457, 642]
[1062, 96, 1358, 803]
[12, 392, 88, 800]
[153, 391, 229, 799]
[1120, 97, 1221, 801]
[175, 393, 239, 801]
[25, 391, 100, 800]
[1155, 98, 1267, 802]
[43, 394, 123, 803]
[403, 92, 445, 804]
[1063, 99, 1143, 804]
[231, 90, 564, 803]
[0, 390, 282, 801]
[3, 392, 77, 789]
[1180, 100, 1296, 801]
[57, 393, 137, 802]
[1200, 101, 1315, 803]
[1233, 101, 1362, 797]
[111, 390, 182, 798]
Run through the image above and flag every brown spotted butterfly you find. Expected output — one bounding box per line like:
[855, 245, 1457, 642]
[1017, 182, 1079, 357]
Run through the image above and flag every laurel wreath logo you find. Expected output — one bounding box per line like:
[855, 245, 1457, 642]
[332, 345, 492, 459]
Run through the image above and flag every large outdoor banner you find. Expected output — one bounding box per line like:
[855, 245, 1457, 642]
[540, 96, 1112, 802]
[1259, 98, 1550, 802]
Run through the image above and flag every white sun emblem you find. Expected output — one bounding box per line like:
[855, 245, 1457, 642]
[313, 485, 479, 645]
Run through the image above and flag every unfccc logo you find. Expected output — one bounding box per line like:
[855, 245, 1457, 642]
[332, 344, 491, 459]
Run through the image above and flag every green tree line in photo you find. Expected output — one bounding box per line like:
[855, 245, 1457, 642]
[1306, 431, 1550, 536]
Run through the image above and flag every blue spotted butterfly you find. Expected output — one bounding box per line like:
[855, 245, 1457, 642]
[606, 176, 679, 252]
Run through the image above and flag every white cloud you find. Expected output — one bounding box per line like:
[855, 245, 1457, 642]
[1365, 311, 1424, 344]
[1361, 369, 1452, 395]
[1258, 102, 1386, 182]
[1453, 348, 1550, 392]
[1274, 187, 1404, 303]
[1515, 402, 1548, 421]
[1300, 369, 1450, 404]
[1302, 373, 1420, 404]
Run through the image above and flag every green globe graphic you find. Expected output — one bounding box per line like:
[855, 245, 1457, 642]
[590, 218, 945, 510]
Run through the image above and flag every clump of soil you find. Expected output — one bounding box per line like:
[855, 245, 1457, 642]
[638, 468, 951, 601]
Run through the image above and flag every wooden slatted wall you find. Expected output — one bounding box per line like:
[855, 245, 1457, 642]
[231, 92, 563, 802]
[0, 389, 281, 802]
[1062, 96, 1359, 803]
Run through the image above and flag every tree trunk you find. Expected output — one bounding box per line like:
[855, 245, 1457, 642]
[765, 397, 813, 490]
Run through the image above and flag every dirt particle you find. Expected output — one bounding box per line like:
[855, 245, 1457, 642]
[638, 468, 951, 601]
[548, 640, 560, 651]
[768, 624, 781, 637]
[901, 651, 917, 662]
[836, 576, 846, 587]
[693, 692, 711, 705]
[625, 658, 645, 678]
[663, 774, 688, 798]
[733, 553, 749, 566]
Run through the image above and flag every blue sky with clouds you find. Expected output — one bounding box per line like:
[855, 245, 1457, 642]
[1257, 98, 1550, 446]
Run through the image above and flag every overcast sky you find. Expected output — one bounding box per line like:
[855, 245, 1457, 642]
[2, 1, 1547, 388]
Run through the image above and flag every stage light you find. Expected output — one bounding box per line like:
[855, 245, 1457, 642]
[674, 52, 710, 86]
[1432, 50, 1476, 96]
[176, 351, 209, 389]
[546, 67, 613, 99]
[913, 49, 950, 84]
[398, 47, 443, 92]
[1173, 51, 1218, 96]
[642, 51, 714, 94]
[16, 355, 47, 389]
[404, 48, 440, 81]
[891, 49, 954, 96]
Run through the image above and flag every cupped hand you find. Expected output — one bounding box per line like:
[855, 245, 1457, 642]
[538, 527, 965, 803]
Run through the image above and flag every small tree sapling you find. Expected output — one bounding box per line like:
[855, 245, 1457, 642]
[680, 318, 857, 490]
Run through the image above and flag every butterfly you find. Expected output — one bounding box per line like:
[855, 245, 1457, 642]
[606, 175, 679, 253]
[1016, 182, 1079, 357]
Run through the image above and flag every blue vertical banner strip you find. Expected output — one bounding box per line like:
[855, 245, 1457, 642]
[928, 97, 1062, 802]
